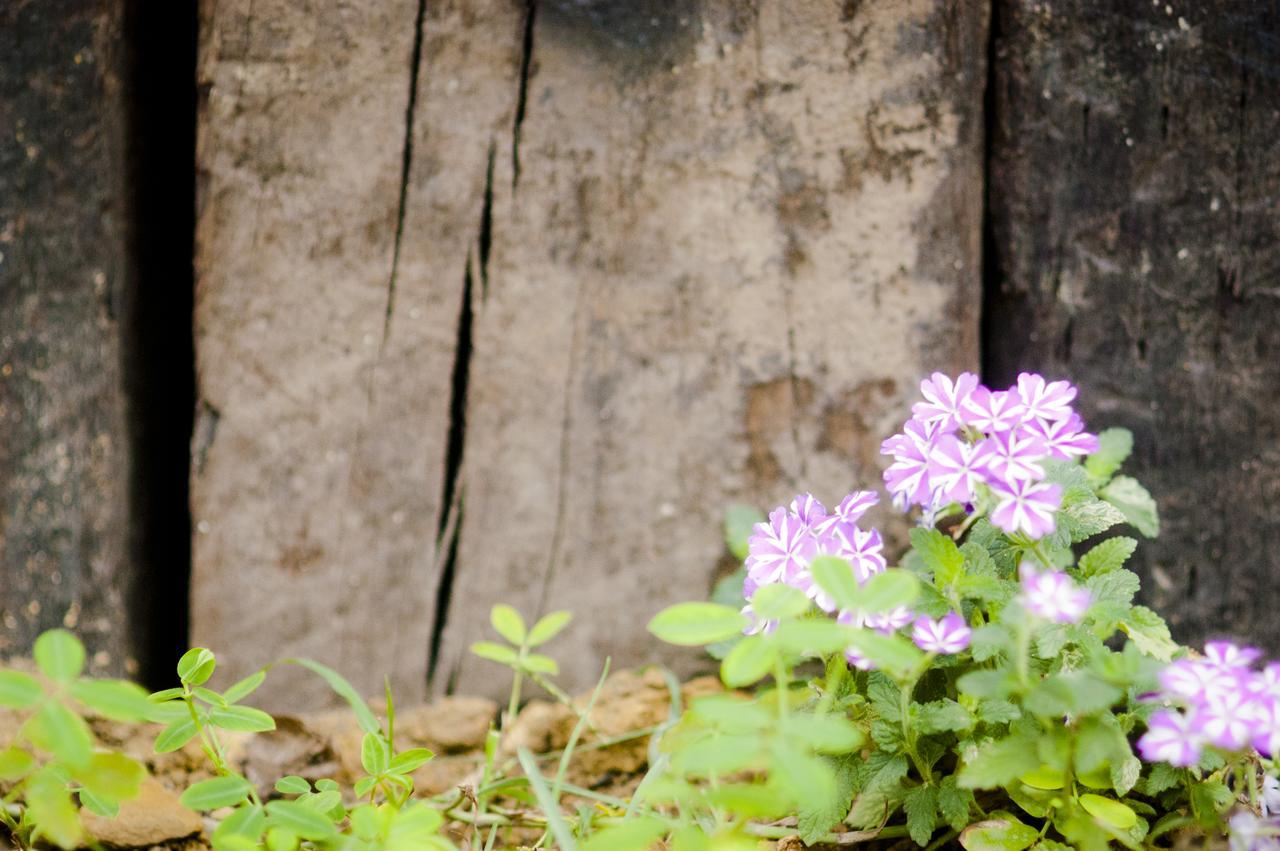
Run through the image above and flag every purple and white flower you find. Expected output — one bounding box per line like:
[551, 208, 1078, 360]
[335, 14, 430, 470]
[1022, 414, 1100, 461]
[1198, 688, 1262, 750]
[911, 612, 972, 654]
[882, 418, 944, 509]
[866, 606, 915, 634]
[1205, 641, 1264, 670]
[959, 387, 1026, 434]
[984, 428, 1049, 485]
[746, 507, 817, 586]
[928, 435, 997, 503]
[1020, 569, 1091, 623]
[1015, 373, 1078, 423]
[1229, 811, 1280, 851]
[1138, 709, 1204, 767]
[912, 371, 980, 430]
[990, 479, 1062, 539]
[821, 522, 887, 582]
[814, 490, 879, 533]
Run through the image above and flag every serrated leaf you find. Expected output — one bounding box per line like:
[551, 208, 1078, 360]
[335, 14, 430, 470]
[1120, 606, 1177, 662]
[911, 528, 965, 588]
[977, 699, 1021, 725]
[181, 775, 254, 811]
[847, 753, 908, 829]
[489, 605, 526, 645]
[648, 602, 746, 646]
[527, 611, 572, 646]
[1137, 762, 1181, 796]
[797, 754, 858, 844]
[938, 776, 974, 831]
[724, 504, 764, 561]
[904, 784, 938, 846]
[1078, 537, 1138, 577]
[1085, 428, 1133, 481]
[916, 699, 974, 734]
[1111, 754, 1142, 797]
[0, 670, 44, 708]
[1101, 476, 1159, 537]
[1062, 498, 1128, 543]
[1085, 569, 1140, 606]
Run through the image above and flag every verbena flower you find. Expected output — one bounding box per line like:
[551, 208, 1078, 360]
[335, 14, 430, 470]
[1014, 372, 1078, 422]
[1022, 414, 1099, 460]
[912, 371, 979, 430]
[866, 606, 914, 634]
[882, 418, 943, 509]
[1020, 569, 1091, 623]
[984, 429, 1049, 485]
[1229, 811, 1280, 851]
[1205, 641, 1263, 670]
[1138, 709, 1204, 767]
[814, 490, 878, 532]
[990, 479, 1062, 539]
[959, 386, 1026, 434]
[746, 507, 817, 586]
[911, 612, 971, 654]
[1197, 688, 1261, 750]
[928, 435, 996, 503]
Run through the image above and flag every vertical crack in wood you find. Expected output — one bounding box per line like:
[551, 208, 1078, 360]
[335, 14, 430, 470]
[512, 0, 537, 191]
[427, 256, 476, 687]
[536, 280, 585, 619]
[382, 0, 429, 345]
[479, 142, 496, 302]
[978, 0, 1007, 386]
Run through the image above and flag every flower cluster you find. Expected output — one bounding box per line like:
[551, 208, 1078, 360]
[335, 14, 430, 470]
[1020, 569, 1092, 624]
[881, 372, 1099, 539]
[743, 491, 885, 630]
[1138, 642, 1280, 771]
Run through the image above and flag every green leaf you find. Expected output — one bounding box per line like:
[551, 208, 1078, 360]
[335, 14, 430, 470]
[810, 555, 863, 611]
[773, 619, 854, 655]
[516, 748, 577, 851]
[71, 679, 153, 722]
[857, 570, 921, 615]
[154, 717, 200, 753]
[471, 641, 520, 666]
[958, 735, 1042, 789]
[688, 694, 771, 731]
[796, 754, 858, 844]
[1078, 537, 1138, 577]
[0, 746, 36, 780]
[847, 752, 908, 828]
[26, 767, 83, 848]
[1061, 499, 1127, 543]
[26, 700, 93, 766]
[177, 648, 217, 686]
[789, 715, 865, 753]
[938, 776, 975, 831]
[282, 657, 381, 735]
[916, 699, 975, 735]
[579, 816, 667, 851]
[527, 611, 572, 646]
[1078, 794, 1137, 829]
[847, 629, 924, 678]
[34, 629, 86, 682]
[209, 704, 277, 733]
[520, 653, 560, 675]
[868, 673, 901, 721]
[771, 742, 837, 822]
[976, 699, 1021, 725]
[959, 817, 1039, 851]
[1085, 569, 1139, 606]
[1101, 476, 1159, 537]
[724, 504, 764, 561]
[224, 670, 267, 704]
[275, 776, 311, 795]
[1111, 754, 1142, 797]
[361, 732, 391, 775]
[80, 787, 119, 818]
[1189, 779, 1233, 826]
[1120, 606, 1178, 662]
[911, 528, 965, 588]
[970, 625, 1011, 663]
[490, 604, 527, 645]
[265, 799, 340, 841]
[75, 752, 145, 801]
[720, 636, 775, 688]
[903, 784, 938, 847]
[1085, 428, 1133, 481]
[1137, 763, 1181, 796]
[957, 669, 1016, 700]
[181, 775, 254, 811]
[1024, 672, 1120, 717]
[0, 669, 44, 708]
[389, 747, 434, 775]
[648, 602, 747, 646]
[750, 583, 811, 621]
[193, 686, 228, 707]
[961, 541, 998, 577]
[213, 804, 267, 846]
[1074, 717, 1130, 775]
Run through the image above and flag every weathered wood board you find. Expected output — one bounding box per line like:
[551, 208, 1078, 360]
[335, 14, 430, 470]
[0, 0, 137, 675]
[193, 0, 988, 707]
[987, 3, 1280, 647]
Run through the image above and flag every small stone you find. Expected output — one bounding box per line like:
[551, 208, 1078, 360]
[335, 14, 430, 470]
[81, 777, 204, 847]
[396, 696, 498, 753]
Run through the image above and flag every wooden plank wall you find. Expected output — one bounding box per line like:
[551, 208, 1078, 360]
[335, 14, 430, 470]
[987, 1, 1280, 649]
[190, 0, 987, 707]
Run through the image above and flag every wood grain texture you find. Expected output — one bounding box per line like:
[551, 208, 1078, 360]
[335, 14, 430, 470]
[432, 0, 988, 697]
[0, 0, 136, 674]
[987, 3, 1280, 646]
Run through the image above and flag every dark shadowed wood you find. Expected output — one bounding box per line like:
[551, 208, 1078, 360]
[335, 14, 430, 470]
[0, 0, 138, 675]
[987, 3, 1280, 646]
